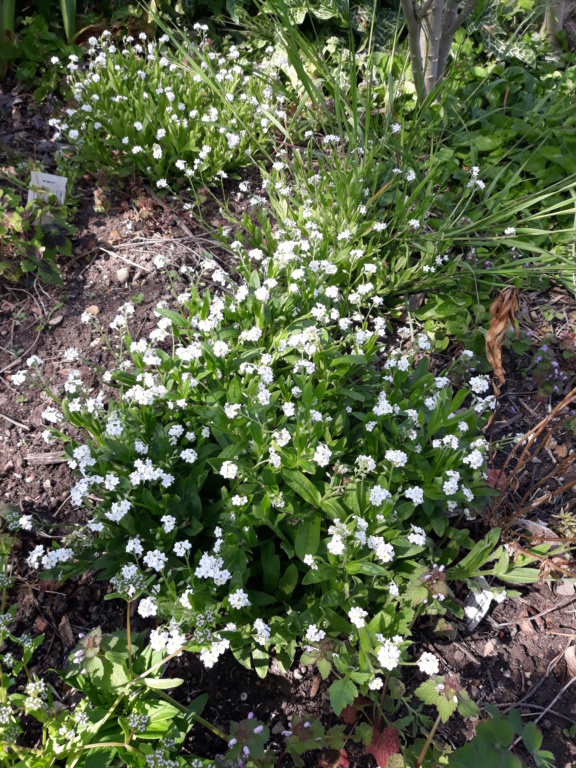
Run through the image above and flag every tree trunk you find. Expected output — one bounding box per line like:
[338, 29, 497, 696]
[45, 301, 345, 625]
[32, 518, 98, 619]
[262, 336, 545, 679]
[545, 0, 565, 47]
[400, 0, 478, 102]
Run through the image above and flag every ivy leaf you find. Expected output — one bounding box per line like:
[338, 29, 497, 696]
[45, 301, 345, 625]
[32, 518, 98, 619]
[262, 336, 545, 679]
[414, 679, 438, 706]
[317, 656, 332, 680]
[329, 678, 358, 716]
[437, 695, 458, 723]
[457, 691, 480, 719]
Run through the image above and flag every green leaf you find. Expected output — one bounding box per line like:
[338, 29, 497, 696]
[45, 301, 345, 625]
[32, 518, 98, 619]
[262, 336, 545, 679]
[415, 679, 438, 706]
[317, 656, 332, 679]
[448, 528, 501, 578]
[346, 561, 388, 576]
[437, 695, 458, 723]
[522, 722, 543, 754]
[278, 563, 299, 598]
[328, 678, 358, 715]
[330, 354, 367, 367]
[252, 646, 269, 679]
[142, 677, 184, 689]
[294, 515, 321, 559]
[282, 469, 322, 506]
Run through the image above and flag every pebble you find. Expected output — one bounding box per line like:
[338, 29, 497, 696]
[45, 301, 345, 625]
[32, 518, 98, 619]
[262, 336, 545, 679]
[117, 267, 130, 283]
[502, 669, 512, 678]
[271, 721, 287, 735]
[240, 692, 247, 702]
[293, 669, 303, 680]
[453, 650, 464, 662]
[556, 580, 575, 596]
[543, 719, 552, 729]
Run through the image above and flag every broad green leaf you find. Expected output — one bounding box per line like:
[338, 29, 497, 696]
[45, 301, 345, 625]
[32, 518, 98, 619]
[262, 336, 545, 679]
[328, 678, 357, 715]
[294, 516, 321, 559]
[142, 677, 184, 689]
[282, 469, 322, 506]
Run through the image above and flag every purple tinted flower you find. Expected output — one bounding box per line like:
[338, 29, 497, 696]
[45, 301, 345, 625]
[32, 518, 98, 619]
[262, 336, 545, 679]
[541, 344, 548, 352]
[247, 712, 254, 720]
[228, 739, 237, 747]
[243, 746, 250, 757]
[253, 725, 263, 734]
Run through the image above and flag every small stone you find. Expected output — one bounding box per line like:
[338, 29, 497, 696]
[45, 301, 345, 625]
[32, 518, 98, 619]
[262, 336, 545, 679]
[240, 692, 248, 702]
[556, 580, 575, 597]
[85, 305, 99, 316]
[117, 267, 130, 283]
[48, 314, 64, 326]
[43, 479, 51, 490]
[543, 719, 552, 729]
[483, 639, 497, 657]
[502, 669, 511, 678]
[90, 338, 101, 348]
[453, 650, 465, 662]
[271, 721, 287, 735]
[293, 669, 303, 680]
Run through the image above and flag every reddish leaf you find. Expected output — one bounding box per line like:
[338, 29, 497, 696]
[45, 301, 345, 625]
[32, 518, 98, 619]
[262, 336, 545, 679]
[487, 468, 507, 490]
[366, 726, 401, 768]
[339, 696, 371, 724]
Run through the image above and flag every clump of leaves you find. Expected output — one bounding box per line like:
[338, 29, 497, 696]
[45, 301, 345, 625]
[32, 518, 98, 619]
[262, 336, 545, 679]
[0, 186, 75, 285]
[447, 705, 555, 768]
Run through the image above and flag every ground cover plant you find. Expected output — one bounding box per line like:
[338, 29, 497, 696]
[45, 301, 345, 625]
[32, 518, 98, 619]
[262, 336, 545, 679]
[48, 28, 285, 190]
[6, 211, 555, 765]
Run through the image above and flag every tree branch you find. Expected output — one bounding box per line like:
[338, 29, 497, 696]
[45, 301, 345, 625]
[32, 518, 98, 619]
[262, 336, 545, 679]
[400, 0, 426, 96]
[448, 0, 478, 36]
[416, 0, 436, 19]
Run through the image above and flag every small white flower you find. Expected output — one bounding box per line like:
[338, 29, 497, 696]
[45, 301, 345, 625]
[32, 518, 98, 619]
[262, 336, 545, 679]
[417, 652, 440, 675]
[348, 606, 368, 628]
[221, 461, 238, 480]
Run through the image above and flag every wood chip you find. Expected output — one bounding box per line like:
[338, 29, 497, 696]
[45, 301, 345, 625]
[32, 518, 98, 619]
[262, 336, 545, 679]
[25, 452, 67, 465]
[58, 615, 75, 648]
[565, 646, 576, 679]
[310, 672, 321, 699]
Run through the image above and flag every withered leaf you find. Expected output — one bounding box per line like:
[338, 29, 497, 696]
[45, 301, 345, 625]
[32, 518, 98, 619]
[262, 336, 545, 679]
[485, 287, 519, 384]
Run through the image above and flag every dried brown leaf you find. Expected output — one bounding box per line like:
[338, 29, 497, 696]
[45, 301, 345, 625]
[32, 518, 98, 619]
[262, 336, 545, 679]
[485, 287, 519, 384]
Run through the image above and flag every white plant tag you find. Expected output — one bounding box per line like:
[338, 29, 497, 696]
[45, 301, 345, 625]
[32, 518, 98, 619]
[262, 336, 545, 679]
[27, 172, 68, 205]
[464, 576, 493, 631]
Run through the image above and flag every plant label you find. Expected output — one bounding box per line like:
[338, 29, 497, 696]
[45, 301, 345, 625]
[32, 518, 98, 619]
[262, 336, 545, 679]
[28, 172, 68, 205]
[464, 577, 493, 631]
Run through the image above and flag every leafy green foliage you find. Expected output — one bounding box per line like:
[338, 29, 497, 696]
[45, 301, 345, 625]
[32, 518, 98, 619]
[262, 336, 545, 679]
[447, 706, 556, 768]
[0, 183, 75, 285]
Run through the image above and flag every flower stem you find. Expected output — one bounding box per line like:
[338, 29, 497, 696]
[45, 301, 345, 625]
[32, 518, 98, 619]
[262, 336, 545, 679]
[375, 669, 391, 730]
[126, 600, 132, 678]
[415, 712, 442, 768]
[156, 689, 230, 742]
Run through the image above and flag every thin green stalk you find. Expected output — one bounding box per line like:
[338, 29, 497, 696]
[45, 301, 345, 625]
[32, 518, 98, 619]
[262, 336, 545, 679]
[415, 712, 442, 768]
[156, 689, 230, 742]
[126, 601, 132, 678]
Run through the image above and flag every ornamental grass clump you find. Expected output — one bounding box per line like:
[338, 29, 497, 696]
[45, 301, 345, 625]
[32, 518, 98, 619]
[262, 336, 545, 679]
[15, 214, 539, 720]
[49, 28, 283, 188]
